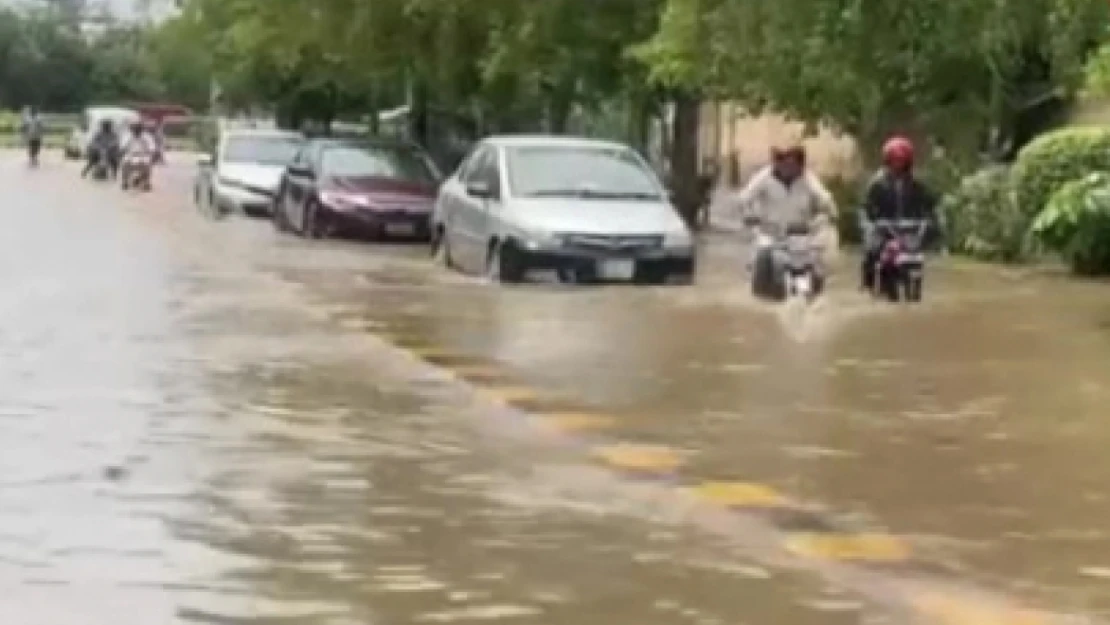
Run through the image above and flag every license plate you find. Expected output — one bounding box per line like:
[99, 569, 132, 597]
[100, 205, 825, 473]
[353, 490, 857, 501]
[898, 253, 923, 264]
[597, 259, 635, 280]
[385, 222, 415, 236]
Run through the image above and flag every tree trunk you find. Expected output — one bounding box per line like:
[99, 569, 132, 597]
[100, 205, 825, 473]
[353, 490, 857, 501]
[669, 93, 701, 228]
[410, 81, 430, 148]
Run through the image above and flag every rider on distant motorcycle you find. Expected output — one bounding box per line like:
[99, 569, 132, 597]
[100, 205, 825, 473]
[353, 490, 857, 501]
[735, 143, 838, 293]
[82, 119, 120, 178]
[858, 136, 939, 291]
[120, 121, 155, 189]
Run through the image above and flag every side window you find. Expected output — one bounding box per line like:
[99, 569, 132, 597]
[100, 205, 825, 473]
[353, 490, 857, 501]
[473, 148, 501, 197]
[458, 146, 489, 183]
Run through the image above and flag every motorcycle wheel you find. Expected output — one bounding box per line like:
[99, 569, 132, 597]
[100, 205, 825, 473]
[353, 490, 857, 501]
[906, 275, 923, 302]
[877, 265, 901, 302]
[751, 249, 781, 300]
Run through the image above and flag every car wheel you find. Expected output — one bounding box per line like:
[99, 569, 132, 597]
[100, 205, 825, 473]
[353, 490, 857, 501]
[432, 226, 455, 268]
[303, 199, 329, 239]
[486, 240, 525, 283]
[272, 187, 291, 232]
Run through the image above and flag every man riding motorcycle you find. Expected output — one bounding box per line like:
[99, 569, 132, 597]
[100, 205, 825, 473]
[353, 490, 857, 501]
[735, 143, 838, 297]
[858, 136, 939, 291]
[82, 119, 120, 179]
[120, 121, 155, 190]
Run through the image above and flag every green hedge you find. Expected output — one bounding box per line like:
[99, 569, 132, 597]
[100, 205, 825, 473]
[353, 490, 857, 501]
[939, 165, 1027, 261]
[1030, 172, 1110, 275]
[1011, 127, 1110, 221]
[940, 126, 1110, 269]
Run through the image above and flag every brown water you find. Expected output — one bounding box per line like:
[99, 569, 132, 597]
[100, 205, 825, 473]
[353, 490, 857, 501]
[2, 152, 1110, 623]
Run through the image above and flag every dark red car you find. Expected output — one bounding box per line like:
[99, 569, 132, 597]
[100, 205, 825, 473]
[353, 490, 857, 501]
[272, 138, 442, 240]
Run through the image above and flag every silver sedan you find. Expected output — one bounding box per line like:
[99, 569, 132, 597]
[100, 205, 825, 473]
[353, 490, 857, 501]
[195, 129, 303, 218]
[431, 135, 695, 284]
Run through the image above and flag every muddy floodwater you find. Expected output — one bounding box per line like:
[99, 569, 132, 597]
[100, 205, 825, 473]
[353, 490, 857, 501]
[3, 152, 1110, 624]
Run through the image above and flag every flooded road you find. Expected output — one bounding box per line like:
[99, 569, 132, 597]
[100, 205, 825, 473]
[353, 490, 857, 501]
[3, 151, 1110, 624]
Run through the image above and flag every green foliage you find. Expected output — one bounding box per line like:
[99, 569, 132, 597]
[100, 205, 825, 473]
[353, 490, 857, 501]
[0, 6, 211, 113]
[940, 166, 1028, 261]
[1011, 128, 1110, 222]
[1030, 172, 1110, 274]
[641, 0, 1108, 160]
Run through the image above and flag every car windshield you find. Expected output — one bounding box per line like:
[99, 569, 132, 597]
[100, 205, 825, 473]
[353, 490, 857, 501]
[320, 145, 438, 183]
[222, 136, 302, 165]
[506, 145, 662, 200]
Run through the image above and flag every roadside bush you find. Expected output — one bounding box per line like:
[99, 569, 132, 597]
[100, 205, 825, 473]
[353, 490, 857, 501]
[1011, 127, 1110, 221]
[825, 173, 865, 246]
[1030, 172, 1110, 275]
[939, 166, 1028, 261]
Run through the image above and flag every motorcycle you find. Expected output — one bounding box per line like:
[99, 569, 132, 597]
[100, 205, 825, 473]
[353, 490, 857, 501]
[87, 146, 112, 181]
[873, 219, 927, 302]
[121, 153, 152, 191]
[751, 223, 823, 303]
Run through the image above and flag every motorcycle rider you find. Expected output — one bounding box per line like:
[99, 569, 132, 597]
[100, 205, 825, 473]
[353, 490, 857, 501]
[858, 136, 939, 291]
[120, 121, 155, 190]
[735, 142, 838, 295]
[82, 119, 120, 178]
[20, 106, 44, 166]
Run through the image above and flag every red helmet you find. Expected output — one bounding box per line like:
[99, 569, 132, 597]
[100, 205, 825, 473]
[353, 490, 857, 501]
[882, 136, 914, 169]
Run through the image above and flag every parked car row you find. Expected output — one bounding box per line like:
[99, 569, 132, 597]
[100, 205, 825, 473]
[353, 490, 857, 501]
[194, 127, 697, 285]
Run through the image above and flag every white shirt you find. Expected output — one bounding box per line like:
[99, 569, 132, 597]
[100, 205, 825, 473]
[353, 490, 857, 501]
[123, 134, 155, 156]
[734, 166, 836, 236]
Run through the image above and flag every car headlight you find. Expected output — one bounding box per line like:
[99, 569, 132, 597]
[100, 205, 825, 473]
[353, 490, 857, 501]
[219, 177, 272, 197]
[319, 190, 371, 210]
[663, 229, 694, 249]
[519, 231, 565, 250]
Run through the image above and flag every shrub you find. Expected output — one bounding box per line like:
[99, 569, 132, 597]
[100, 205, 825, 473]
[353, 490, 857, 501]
[825, 173, 865, 246]
[1011, 127, 1110, 222]
[939, 166, 1029, 261]
[1030, 172, 1110, 275]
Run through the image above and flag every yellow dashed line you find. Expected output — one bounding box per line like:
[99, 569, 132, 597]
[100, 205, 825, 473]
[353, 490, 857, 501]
[405, 346, 462, 360]
[593, 444, 683, 474]
[447, 364, 506, 381]
[478, 385, 543, 404]
[909, 591, 1047, 625]
[784, 533, 911, 562]
[535, 412, 618, 433]
[688, 481, 789, 508]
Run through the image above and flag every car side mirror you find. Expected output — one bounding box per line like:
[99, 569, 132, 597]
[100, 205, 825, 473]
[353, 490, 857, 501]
[466, 180, 492, 198]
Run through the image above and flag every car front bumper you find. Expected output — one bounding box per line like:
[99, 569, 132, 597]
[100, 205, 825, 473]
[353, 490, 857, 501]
[320, 206, 432, 239]
[515, 243, 696, 281]
[214, 184, 274, 216]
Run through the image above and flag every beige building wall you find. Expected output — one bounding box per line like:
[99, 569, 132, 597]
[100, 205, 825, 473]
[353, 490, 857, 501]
[699, 101, 859, 187]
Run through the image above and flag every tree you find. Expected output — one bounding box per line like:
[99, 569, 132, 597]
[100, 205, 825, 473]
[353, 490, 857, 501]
[639, 0, 1110, 165]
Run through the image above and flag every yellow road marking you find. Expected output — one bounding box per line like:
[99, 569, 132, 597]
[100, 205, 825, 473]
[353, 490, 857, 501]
[909, 591, 1047, 625]
[478, 385, 542, 404]
[688, 481, 789, 508]
[535, 412, 618, 432]
[448, 364, 506, 381]
[405, 346, 461, 360]
[593, 444, 683, 474]
[785, 533, 911, 562]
